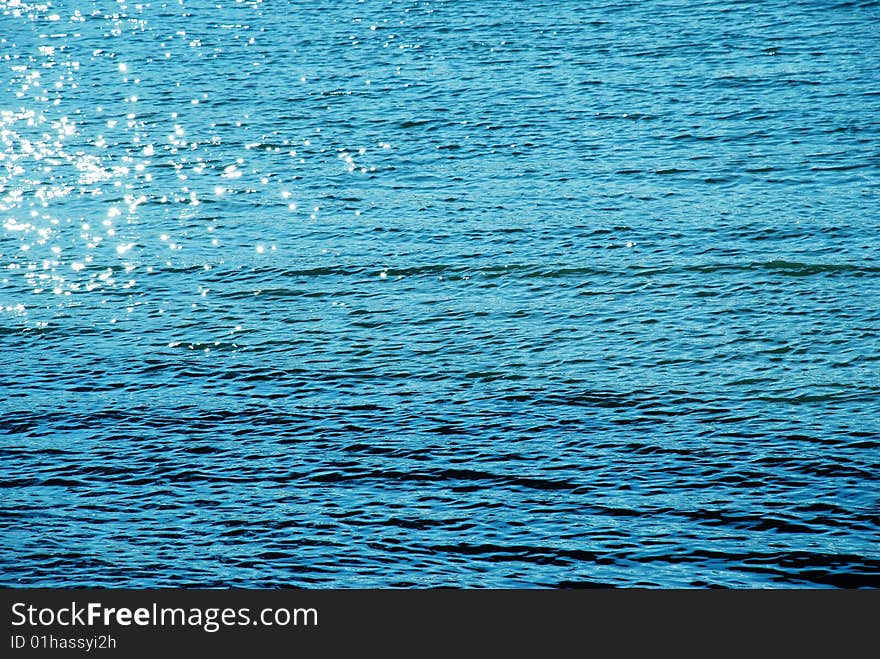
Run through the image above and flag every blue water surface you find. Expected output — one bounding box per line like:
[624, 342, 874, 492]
[1, 0, 878, 587]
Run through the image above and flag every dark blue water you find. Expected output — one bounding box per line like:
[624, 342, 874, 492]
[1, 0, 878, 588]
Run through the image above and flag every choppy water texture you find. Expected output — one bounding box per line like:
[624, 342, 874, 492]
[1, 0, 878, 588]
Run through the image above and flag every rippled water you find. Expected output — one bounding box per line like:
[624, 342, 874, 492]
[1, 0, 878, 588]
